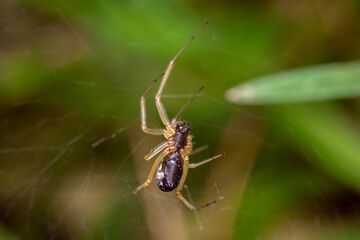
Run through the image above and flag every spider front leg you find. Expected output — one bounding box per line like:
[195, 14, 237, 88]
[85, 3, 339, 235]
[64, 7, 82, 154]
[155, 21, 208, 132]
[155, 65, 174, 131]
[141, 73, 169, 136]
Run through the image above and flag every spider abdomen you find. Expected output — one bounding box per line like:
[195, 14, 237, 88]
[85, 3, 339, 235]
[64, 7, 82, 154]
[156, 152, 183, 192]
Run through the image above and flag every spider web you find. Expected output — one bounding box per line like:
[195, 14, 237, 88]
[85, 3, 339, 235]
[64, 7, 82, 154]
[0, 1, 358, 240]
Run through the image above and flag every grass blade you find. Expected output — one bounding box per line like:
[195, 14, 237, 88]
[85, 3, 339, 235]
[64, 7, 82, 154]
[226, 61, 360, 105]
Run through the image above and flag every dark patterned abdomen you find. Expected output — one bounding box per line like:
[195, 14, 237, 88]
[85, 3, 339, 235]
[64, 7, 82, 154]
[156, 152, 183, 192]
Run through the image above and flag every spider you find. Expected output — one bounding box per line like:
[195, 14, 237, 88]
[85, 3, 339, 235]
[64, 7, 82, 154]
[133, 22, 224, 210]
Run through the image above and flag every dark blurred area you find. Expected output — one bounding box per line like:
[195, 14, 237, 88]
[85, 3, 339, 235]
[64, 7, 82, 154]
[0, 0, 360, 239]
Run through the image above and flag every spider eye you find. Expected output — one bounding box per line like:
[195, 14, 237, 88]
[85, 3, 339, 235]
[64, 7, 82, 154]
[183, 122, 191, 131]
[175, 122, 191, 133]
[175, 124, 183, 132]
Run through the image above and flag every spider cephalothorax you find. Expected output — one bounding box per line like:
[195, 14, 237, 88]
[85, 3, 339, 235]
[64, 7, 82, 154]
[174, 121, 191, 134]
[132, 22, 224, 210]
[173, 121, 191, 149]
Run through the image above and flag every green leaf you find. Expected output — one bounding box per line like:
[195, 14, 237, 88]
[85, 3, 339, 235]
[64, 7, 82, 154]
[226, 61, 360, 105]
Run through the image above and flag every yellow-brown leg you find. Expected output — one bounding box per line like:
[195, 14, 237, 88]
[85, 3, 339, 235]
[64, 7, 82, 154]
[141, 73, 166, 136]
[133, 150, 168, 194]
[171, 86, 204, 123]
[144, 141, 168, 161]
[175, 155, 196, 210]
[155, 22, 209, 130]
[189, 152, 225, 168]
[176, 153, 225, 210]
[189, 145, 208, 155]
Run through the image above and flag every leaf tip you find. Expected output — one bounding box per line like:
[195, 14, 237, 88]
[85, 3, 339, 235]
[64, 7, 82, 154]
[225, 84, 255, 103]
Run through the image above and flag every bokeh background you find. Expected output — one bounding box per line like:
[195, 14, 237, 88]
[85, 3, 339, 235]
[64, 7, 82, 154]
[1, 0, 360, 239]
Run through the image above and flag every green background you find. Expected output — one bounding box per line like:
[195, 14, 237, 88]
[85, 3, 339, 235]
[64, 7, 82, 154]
[1, 0, 360, 239]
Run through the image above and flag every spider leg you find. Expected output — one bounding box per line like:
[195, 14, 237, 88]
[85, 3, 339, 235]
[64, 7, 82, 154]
[156, 22, 208, 130]
[189, 145, 208, 155]
[176, 153, 225, 210]
[175, 155, 196, 210]
[189, 152, 225, 168]
[144, 141, 168, 161]
[155, 66, 173, 130]
[141, 73, 167, 136]
[171, 86, 204, 123]
[133, 147, 175, 194]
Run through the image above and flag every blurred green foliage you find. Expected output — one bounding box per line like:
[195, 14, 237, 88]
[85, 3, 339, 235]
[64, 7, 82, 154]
[1, 0, 360, 239]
